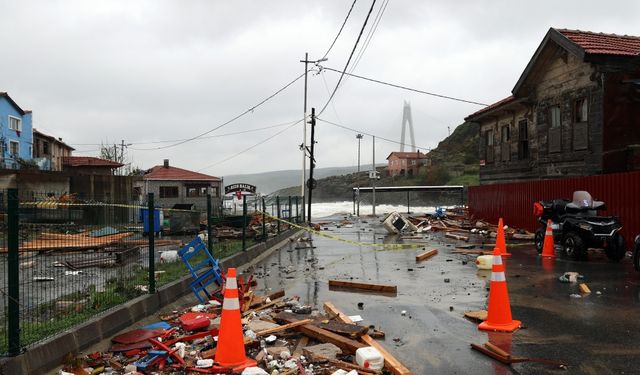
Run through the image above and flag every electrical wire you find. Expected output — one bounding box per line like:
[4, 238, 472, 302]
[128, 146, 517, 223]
[348, 0, 388, 75]
[197, 119, 303, 172]
[319, 0, 377, 116]
[322, 0, 358, 60]
[321, 67, 489, 106]
[140, 71, 307, 150]
[317, 117, 433, 151]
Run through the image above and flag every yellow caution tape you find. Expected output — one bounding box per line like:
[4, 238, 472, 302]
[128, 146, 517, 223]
[257, 211, 428, 250]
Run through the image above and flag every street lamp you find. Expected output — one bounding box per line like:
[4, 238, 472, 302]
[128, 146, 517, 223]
[300, 53, 328, 223]
[356, 133, 363, 216]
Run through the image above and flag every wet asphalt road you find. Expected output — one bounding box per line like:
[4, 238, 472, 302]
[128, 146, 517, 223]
[246, 214, 640, 375]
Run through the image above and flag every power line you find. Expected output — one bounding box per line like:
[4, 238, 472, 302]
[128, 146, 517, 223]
[322, 0, 358, 59]
[349, 0, 388, 75]
[197, 119, 302, 172]
[127, 121, 295, 150]
[317, 117, 433, 151]
[319, 0, 377, 116]
[321, 66, 489, 106]
[143, 71, 307, 150]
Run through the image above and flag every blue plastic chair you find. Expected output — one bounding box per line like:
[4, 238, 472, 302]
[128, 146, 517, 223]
[178, 236, 224, 303]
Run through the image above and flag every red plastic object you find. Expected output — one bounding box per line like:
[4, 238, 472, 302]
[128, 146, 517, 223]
[148, 338, 186, 365]
[533, 202, 543, 217]
[111, 341, 151, 352]
[112, 329, 165, 344]
[181, 316, 211, 331]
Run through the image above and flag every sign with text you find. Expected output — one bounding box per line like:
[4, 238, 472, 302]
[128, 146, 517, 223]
[224, 183, 257, 195]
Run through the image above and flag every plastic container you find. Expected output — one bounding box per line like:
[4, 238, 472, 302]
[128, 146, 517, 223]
[355, 346, 384, 370]
[475, 255, 493, 270]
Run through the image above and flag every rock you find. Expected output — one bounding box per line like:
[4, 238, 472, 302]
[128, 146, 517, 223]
[304, 343, 342, 360]
[266, 346, 290, 357]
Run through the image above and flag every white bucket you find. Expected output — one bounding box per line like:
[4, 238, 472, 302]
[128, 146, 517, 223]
[475, 255, 493, 270]
[355, 346, 384, 370]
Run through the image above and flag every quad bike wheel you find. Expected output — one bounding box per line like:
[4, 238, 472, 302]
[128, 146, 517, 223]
[604, 234, 626, 262]
[563, 231, 587, 260]
[634, 238, 640, 272]
[534, 228, 545, 254]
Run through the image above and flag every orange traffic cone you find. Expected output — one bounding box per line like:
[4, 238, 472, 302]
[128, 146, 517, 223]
[478, 248, 521, 332]
[215, 268, 256, 372]
[541, 219, 555, 258]
[495, 218, 511, 256]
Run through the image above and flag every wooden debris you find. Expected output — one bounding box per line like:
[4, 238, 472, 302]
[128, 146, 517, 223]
[471, 342, 568, 367]
[304, 350, 380, 374]
[415, 249, 438, 262]
[318, 320, 369, 338]
[255, 319, 313, 336]
[0, 232, 135, 253]
[275, 312, 365, 354]
[445, 232, 469, 242]
[464, 310, 488, 322]
[324, 302, 412, 375]
[579, 283, 591, 295]
[292, 336, 310, 359]
[328, 280, 397, 294]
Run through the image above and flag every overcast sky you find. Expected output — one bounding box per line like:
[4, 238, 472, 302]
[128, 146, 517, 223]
[1, 1, 639, 178]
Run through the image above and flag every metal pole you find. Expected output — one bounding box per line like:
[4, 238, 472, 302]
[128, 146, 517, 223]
[262, 197, 266, 241]
[276, 196, 281, 234]
[301, 52, 308, 224]
[307, 108, 316, 224]
[8, 188, 20, 355]
[357, 134, 362, 217]
[148, 193, 155, 294]
[372, 135, 376, 216]
[207, 194, 213, 254]
[295, 196, 299, 223]
[242, 195, 247, 251]
[288, 196, 292, 226]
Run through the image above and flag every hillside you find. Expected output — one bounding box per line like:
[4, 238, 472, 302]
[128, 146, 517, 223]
[273, 122, 480, 202]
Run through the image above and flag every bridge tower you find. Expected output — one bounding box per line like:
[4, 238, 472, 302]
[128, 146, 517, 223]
[400, 101, 416, 152]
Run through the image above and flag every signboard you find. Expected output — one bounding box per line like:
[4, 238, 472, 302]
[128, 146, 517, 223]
[224, 183, 257, 195]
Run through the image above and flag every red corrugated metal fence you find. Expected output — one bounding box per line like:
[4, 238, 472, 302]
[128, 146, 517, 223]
[468, 171, 640, 242]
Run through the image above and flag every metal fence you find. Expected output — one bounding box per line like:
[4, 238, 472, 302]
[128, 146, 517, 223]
[0, 190, 301, 356]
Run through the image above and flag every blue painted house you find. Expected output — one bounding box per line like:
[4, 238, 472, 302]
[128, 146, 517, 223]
[0, 92, 33, 169]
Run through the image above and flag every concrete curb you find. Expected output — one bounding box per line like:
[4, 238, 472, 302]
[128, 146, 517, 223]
[0, 228, 300, 375]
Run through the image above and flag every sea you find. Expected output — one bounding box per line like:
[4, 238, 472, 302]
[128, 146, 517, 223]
[311, 200, 437, 218]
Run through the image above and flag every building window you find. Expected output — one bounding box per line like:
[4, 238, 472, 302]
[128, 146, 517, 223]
[501, 124, 510, 162]
[575, 98, 588, 123]
[159, 186, 179, 198]
[485, 129, 494, 163]
[9, 141, 19, 157]
[518, 119, 529, 160]
[186, 184, 210, 197]
[8, 116, 22, 131]
[550, 106, 561, 128]
[501, 125, 510, 143]
[43, 141, 50, 155]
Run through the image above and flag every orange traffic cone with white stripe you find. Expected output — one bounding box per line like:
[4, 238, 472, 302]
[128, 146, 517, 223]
[495, 218, 511, 256]
[215, 268, 256, 372]
[541, 219, 556, 258]
[478, 247, 521, 332]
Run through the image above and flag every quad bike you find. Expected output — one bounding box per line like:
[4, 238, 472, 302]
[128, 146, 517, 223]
[533, 191, 625, 261]
[634, 235, 640, 271]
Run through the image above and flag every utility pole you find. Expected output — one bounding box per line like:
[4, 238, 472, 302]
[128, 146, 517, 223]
[356, 134, 363, 216]
[307, 108, 316, 224]
[300, 53, 327, 223]
[372, 135, 376, 216]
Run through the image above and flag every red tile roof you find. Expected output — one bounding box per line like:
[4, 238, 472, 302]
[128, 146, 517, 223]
[62, 156, 123, 168]
[557, 29, 640, 56]
[464, 95, 515, 121]
[386, 151, 429, 160]
[144, 165, 220, 181]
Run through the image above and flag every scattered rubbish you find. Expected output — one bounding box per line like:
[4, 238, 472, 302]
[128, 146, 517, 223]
[348, 315, 363, 323]
[471, 342, 568, 368]
[383, 212, 418, 234]
[559, 272, 583, 283]
[569, 294, 582, 299]
[401, 310, 407, 316]
[355, 346, 384, 370]
[444, 278, 450, 283]
[475, 255, 493, 270]
[357, 302, 364, 309]
[464, 310, 488, 322]
[445, 232, 469, 242]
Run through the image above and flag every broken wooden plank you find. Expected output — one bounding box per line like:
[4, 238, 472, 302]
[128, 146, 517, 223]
[415, 249, 438, 262]
[267, 289, 286, 300]
[464, 310, 487, 322]
[318, 320, 369, 338]
[255, 319, 313, 337]
[579, 283, 591, 295]
[274, 312, 365, 354]
[324, 302, 412, 375]
[328, 280, 397, 294]
[303, 350, 379, 375]
[445, 232, 469, 242]
[292, 336, 309, 359]
[242, 297, 284, 317]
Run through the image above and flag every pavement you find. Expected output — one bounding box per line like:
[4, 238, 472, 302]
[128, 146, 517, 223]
[246, 213, 640, 375]
[46, 214, 640, 375]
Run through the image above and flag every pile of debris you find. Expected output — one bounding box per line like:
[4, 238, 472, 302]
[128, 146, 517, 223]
[58, 283, 408, 375]
[382, 207, 535, 241]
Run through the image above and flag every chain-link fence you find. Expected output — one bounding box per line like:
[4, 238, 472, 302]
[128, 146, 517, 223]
[0, 190, 301, 356]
